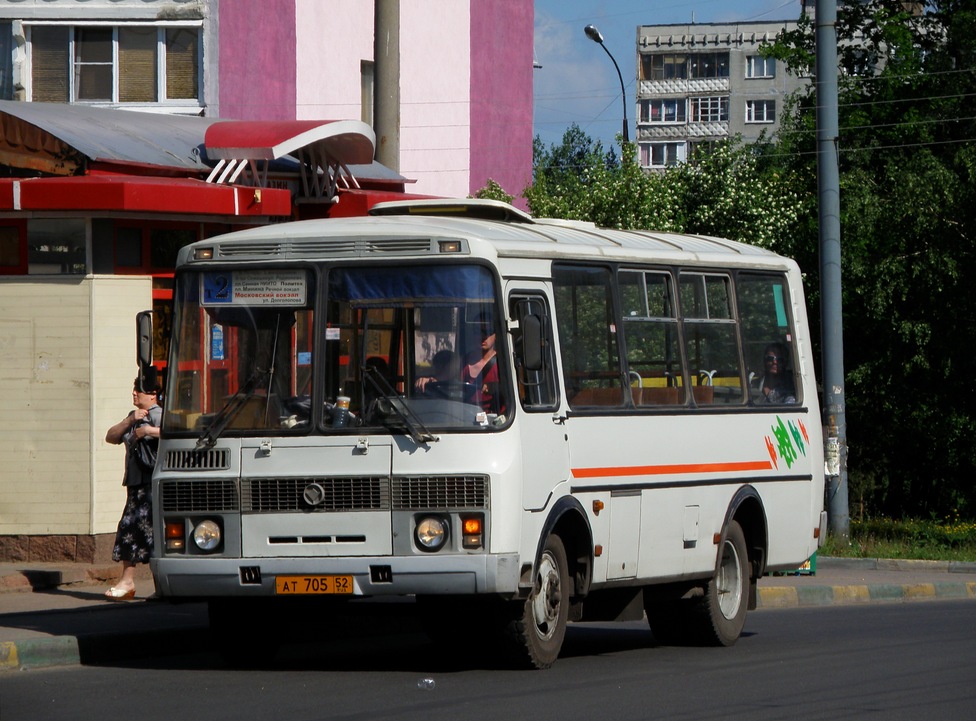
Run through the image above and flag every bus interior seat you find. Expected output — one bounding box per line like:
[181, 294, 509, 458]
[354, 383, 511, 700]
[639, 386, 682, 406]
[692, 386, 714, 405]
[570, 387, 625, 407]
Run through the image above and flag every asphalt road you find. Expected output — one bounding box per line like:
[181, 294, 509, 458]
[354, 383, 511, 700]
[1, 600, 974, 721]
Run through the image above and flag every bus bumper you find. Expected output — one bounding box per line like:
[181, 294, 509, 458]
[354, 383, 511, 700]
[150, 553, 521, 599]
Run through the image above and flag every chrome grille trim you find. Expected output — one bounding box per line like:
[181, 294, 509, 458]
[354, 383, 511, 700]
[212, 237, 438, 260]
[216, 242, 283, 257]
[392, 475, 489, 510]
[163, 448, 231, 471]
[242, 477, 389, 512]
[160, 479, 239, 512]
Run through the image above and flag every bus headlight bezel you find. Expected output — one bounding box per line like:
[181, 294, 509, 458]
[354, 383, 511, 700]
[414, 515, 449, 552]
[192, 519, 222, 552]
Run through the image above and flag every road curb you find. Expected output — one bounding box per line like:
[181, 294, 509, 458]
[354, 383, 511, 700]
[0, 626, 210, 672]
[757, 581, 976, 608]
[1, 637, 80, 671]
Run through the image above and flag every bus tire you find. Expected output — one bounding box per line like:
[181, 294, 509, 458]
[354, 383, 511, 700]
[505, 534, 570, 669]
[696, 519, 749, 646]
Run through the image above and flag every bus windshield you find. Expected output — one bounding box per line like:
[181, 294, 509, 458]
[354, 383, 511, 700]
[163, 263, 508, 439]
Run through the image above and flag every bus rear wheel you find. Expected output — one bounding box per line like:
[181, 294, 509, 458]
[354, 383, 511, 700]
[504, 534, 570, 669]
[644, 520, 749, 647]
[699, 519, 749, 646]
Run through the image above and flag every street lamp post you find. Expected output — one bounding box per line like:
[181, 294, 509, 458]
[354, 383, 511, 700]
[584, 24, 629, 144]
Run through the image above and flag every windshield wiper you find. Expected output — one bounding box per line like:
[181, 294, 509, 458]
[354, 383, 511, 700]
[195, 368, 266, 450]
[363, 365, 438, 444]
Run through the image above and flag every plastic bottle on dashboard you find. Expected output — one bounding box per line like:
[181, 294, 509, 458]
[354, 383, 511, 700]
[332, 396, 351, 427]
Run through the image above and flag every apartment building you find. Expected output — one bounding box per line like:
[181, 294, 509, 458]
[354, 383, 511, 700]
[635, 18, 808, 168]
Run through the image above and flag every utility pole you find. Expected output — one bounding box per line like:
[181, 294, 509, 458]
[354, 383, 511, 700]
[815, 0, 849, 541]
[374, 0, 400, 171]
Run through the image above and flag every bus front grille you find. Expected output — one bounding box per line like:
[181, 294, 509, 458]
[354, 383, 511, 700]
[160, 479, 240, 512]
[159, 475, 490, 514]
[242, 477, 389, 512]
[392, 475, 489, 510]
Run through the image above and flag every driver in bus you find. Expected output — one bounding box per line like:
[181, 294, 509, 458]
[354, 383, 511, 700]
[415, 350, 461, 395]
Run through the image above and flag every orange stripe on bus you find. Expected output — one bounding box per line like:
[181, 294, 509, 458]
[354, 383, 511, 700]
[571, 460, 774, 479]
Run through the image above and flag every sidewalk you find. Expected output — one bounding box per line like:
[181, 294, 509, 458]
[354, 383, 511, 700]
[1, 557, 975, 672]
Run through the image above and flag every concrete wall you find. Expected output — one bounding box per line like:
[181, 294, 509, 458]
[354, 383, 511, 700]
[0, 276, 151, 541]
[469, 0, 534, 204]
[294, 0, 372, 124]
[294, 0, 474, 199]
[398, 0, 471, 198]
[218, 0, 297, 120]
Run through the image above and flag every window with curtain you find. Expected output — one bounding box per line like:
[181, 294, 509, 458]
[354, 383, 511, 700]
[119, 27, 157, 102]
[166, 28, 198, 100]
[29, 24, 200, 105]
[0, 22, 13, 100]
[30, 26, 70, 102]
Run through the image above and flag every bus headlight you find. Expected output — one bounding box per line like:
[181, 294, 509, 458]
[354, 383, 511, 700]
[192, 519, 222, 551]
[415, 516, 448, 552]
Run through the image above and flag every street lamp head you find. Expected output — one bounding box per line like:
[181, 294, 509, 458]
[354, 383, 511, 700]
[582, 23, 629, 145]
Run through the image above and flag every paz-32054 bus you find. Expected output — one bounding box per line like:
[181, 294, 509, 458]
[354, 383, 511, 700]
[142, 199, 826, 668]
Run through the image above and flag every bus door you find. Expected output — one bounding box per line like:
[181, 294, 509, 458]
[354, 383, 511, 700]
[551, 264, 644, 581]
[507, 286, 569, 511]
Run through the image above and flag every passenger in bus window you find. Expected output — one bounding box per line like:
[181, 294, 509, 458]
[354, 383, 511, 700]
[758, 342, 796, 405]
[463, 324, 503, 414]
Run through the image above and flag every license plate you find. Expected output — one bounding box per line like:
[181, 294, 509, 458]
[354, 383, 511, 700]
[274, 575, 354, 595]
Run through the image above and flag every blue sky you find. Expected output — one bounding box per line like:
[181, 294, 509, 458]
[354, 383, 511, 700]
[533, 0, 806, 150]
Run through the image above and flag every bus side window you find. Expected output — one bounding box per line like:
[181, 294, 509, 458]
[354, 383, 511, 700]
[679, 272, 745, 406]
[552, 264, 625, 409]
[736, 272, 801, 406]
[510, 294, 559, 411]
[619, 269, 687, 406]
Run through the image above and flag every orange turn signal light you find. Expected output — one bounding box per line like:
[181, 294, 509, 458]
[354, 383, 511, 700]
[463, 517, 482, 535]
[165, 520, 186, 552]
[461, 515, 484, 550]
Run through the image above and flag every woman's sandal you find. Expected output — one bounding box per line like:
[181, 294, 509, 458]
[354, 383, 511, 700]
[104, 586, 136, 600]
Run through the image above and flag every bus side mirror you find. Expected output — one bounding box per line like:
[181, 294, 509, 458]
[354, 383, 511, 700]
[521, 314, 543, 372]
[136, 310, 154, 392]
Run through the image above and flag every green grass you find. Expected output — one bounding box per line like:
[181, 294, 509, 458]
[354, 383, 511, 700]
[820, 518, 976, 563]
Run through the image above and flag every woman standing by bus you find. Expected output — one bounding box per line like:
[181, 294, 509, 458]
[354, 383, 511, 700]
[104, 373, 162, 600]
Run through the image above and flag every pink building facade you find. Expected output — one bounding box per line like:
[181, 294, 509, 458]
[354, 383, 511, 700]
[216, 0, 534, 201]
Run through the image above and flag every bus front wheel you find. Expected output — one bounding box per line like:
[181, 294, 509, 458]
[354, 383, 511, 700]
[505, 534, 570, 669]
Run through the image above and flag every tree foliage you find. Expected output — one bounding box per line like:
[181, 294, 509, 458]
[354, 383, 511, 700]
[471, 178, 514, 204]
[525, 124, 802, 249]
[512, 0, 976, 520]
[767, 0, 976, 518]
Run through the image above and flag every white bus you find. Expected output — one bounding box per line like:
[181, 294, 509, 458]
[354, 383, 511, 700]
[145, 199, 826, 668]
